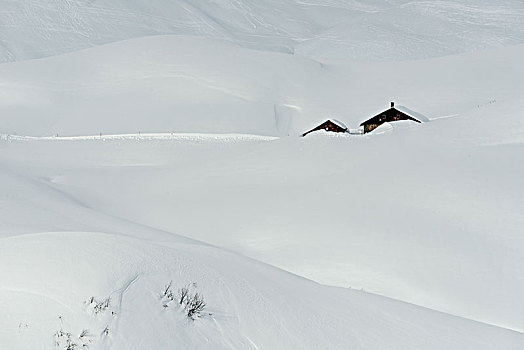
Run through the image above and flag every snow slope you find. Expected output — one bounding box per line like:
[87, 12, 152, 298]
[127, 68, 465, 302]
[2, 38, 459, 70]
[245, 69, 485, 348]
[1, 35, 523, 137]
[2, 231, 522, 349]
[0, 29, 523, 333]
[1, 130, 521, 348]
[1, 1, 524, 348]
[1, 0, 523, 63]
[4, 106, 524, 333]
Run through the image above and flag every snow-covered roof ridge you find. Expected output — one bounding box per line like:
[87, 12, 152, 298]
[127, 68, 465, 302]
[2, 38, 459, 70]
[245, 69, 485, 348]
[396, 105, 430, 122]
[330, 119, 348, 130]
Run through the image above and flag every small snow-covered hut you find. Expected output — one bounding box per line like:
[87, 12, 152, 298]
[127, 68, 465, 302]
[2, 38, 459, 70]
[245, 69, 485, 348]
[302, 119, 348, 137]
[360, 102, 427, 133]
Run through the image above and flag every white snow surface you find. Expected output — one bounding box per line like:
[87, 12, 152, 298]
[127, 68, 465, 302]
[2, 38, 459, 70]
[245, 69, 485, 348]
[1, 232, 521, 349]
[1, 0, 524, 63]
[330, 119, 348, 130]
[395, 105, 430, 122]
[1, 1, 524, 349]
[1, 35, 524, 137]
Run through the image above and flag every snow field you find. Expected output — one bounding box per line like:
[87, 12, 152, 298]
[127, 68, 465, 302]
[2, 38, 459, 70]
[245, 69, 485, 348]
[1, 232, 522, 349]
[1, 0, 523, 62]
[1, 1, 524, 348]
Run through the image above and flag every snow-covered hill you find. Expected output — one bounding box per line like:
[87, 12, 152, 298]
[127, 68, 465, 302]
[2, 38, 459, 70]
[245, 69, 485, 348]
[2, 231, 522, 349]
[1, 35, 523, 137]
[0, 129, 523, 348]
[1, 1, 524, 349]
[1, 0, 523, 63]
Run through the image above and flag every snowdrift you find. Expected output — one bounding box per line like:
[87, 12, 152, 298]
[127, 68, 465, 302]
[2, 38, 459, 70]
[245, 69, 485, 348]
[1, 35, 524, 137]
[2, 94, 524, 333]
[1, 1, 524, 348]
[1, 231, 522, 349]
[1, 0, 523, 63]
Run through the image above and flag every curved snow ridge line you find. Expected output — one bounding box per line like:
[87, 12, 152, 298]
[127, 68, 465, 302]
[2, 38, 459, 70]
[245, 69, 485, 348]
[0, 287, 76, 312]
[0, 133, 278, 143]
[2, 230, 524, 338]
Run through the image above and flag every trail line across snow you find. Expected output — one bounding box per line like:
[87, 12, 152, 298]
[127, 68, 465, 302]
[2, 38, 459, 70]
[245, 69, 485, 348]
[0, 133, 278, 143]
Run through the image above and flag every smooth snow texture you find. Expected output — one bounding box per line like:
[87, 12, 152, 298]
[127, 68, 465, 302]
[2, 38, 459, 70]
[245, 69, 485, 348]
[330, 119, 348, 130]
[395, 105, 430, 122]
[2, 96, 524, 334]
[1, 0, 524, 63]
[0, 33, 523, 339]
[1, 35, 524, 137]
[1, 1, 524, 349]
[1, 232, 521, 349]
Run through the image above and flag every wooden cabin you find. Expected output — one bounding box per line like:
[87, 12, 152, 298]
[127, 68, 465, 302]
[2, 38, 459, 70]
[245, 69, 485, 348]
[360, 102, 421, 133]
[302, 119, 348, 137]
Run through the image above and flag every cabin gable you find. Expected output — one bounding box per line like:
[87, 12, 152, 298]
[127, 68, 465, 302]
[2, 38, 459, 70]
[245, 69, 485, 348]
[302, 120, 348, 137]
[360, 102, 421, 133]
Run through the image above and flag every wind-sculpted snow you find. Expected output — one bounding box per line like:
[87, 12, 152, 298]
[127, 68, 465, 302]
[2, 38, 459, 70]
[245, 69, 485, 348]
[0, 0, 523, 62]
[1, 92, 524, 335]
[1, 35, 524, 137]
[1, 2, 524, 348]
[0, 231, 522, 349]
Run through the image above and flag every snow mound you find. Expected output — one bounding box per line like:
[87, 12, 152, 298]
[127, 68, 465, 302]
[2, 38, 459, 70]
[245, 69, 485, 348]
[331, 119, 349, 130]
[1, 2, 524, 347]
[2, 36, 524, 137]
[0, 0, 523, 63]
[396, 105, 430, 122]
[0, 231, 522, 349]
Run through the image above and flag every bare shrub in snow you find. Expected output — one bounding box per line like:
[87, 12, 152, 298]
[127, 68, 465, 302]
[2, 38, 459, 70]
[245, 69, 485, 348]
[186, 292, 206, 319]
[178, 286, 189, 306]
[78, 329, 89, 339]
[161, 281, 175, 308]
[54, 328, 75, 349]
[65, 336, 78, 350]
[86, 296, 111, 314]
[160, 282, 208, 319]
[163, 281, 174, 300]
[53, 322, 90, 350]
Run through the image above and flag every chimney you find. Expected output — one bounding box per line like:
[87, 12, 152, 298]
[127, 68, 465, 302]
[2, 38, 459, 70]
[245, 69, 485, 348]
[390, 101, 394, 108]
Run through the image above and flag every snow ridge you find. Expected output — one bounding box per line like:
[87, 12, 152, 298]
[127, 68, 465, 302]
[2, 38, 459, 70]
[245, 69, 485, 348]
[1, 0, 524, 62]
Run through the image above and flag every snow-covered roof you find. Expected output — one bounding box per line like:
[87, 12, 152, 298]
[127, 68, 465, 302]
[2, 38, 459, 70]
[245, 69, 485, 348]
[330, 119, 348, 130]
[395, 105, 429, 122]
[370, 120, 420, 134]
